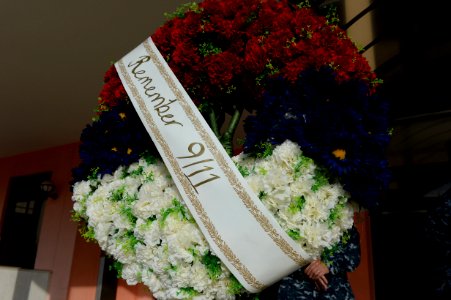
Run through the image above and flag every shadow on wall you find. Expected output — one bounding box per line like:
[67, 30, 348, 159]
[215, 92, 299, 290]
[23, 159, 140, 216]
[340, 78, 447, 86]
[0, 266, 50, 300]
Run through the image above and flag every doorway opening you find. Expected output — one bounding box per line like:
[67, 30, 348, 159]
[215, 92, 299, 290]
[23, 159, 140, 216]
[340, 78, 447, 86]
[0, 172, 51, 269]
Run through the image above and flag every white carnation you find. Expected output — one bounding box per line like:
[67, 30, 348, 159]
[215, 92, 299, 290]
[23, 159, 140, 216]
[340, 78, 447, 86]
[122, 263, 142, 285]
[72, 140, 355, 299]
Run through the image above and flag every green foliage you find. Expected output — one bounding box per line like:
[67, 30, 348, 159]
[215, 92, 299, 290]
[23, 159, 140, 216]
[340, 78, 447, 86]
[110, 186, 126, 202]
[311, 167, 329, 191]
[71, 209, 85, 222]
[140, 151, 157, 165]
[199, 42, 222, 57]
[160, 198, 190, 226]
[137, 216, 156, 232]
[122, 231, 141, 254]
[120, 203, 138, 225]
[328, 200, 345, 227]
[88, 167, 100, 181]
[287, 229, 301, 240]
[201, 251, 222, 280]
[109, 260, 123, 278]
[81, 225, 96, 242]
[297, 0, 311, 9]
[325, 3, 340, 25]
[255, 61, 280, 85]
[188, 246, 200, 257]
[164, 2, 201, 19]
[288, 195, 306, 214]
[293, 155, 313, 179]
[177, 287, 200, 298]
[128, 166, 144, 177]
[257, 167, 267, 175]
[143, 171, 155, 183]
[227, 275, 245, 295]
[235, 163, 251, 177]
[371, 78, 384, 85]
[254, 142, 273, 159]
[165, 264, 178, 272]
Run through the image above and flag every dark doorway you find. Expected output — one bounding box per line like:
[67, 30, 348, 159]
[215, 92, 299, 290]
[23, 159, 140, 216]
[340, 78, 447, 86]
[371, 163, 451, 300]
[0, 172, 51, 269]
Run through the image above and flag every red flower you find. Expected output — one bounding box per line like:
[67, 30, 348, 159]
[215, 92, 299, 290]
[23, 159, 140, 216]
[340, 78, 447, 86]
[205, 51, 241, 86]
[147, 0, 376, 110]
[244, 38, 267, 74]
[98, 65, 127, 111]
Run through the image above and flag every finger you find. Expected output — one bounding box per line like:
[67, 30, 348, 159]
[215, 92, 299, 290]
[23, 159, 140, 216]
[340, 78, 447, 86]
[315, 276, 328, 291]
[314, 280, 321, 291]
[305, 262, 315, 272]
[304, 264, 316, 277]
[317, 268, 327, 279]
[318, 275, 328, 286]
[318, 261, 330, 275]
[307, 267, 319, 279]
[307, 260, 320, 269]
[305, 269, 315, 279]
[310, 265, 322, 278]
[311, 263, 328, 277]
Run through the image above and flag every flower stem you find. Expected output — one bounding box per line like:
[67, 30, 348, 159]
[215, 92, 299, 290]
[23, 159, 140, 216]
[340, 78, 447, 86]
[209, 109, 221, 138]
[221, 108, 243, 156]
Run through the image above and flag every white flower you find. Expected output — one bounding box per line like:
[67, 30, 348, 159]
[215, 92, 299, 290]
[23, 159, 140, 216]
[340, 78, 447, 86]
[272, 139, 302, 168]
[72, 140, 355, 299]
[188, 260, 213, 292]
[72, 180, 93, 202]
[142, 270, 163, 296]
[122, 263, 142, 285]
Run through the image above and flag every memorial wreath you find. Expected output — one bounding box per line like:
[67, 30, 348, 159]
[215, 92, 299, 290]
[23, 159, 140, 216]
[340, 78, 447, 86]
[71, 0, 390, 299]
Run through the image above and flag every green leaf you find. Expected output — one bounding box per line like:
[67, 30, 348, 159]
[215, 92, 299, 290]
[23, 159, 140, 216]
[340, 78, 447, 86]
[163, 2, 201, 19]
[328, 201, 345, 226]
[121, 231, 142, 254]
[140, 151, 157, 165]
[235, 163, 251, 177]
[287, 229, 301, 240]
[255, 142, 273, 158]
[110, 186, 126, 202]
[128, 166, 144, 177]
[109, 261, 123, 278]
[177, 287, 199, 298]
[201, 251, 222, 280]
[311, 167, 329, 192]
[228, 275, 245, 295]
[80, 225, 96, 242]
[293, 155, 313, 179]
[288, 195, 306, 214]
[88, 167, 100, 181]
[160, 198, 190, 226]
[199, 42, 222, 57]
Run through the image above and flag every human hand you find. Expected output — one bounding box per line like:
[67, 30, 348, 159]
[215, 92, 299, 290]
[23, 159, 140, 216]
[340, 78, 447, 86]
[305, 260, 330, 291]
[305, 259, 329, 279]
[314, 275, 328, 291]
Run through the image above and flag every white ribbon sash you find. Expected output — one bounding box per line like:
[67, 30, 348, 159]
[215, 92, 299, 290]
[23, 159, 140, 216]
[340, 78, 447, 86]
[115, 38, 310, 292]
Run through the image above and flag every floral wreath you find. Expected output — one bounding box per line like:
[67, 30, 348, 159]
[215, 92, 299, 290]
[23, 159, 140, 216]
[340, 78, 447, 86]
[71, 1, 390, 299]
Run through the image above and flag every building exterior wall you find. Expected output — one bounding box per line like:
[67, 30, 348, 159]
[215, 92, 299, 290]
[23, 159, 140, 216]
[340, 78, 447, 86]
[0, 143, 81, 299]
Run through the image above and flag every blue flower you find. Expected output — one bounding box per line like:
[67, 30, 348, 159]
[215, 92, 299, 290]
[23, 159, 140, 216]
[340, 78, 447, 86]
[243, 67, 391, 208]
[71, 100, 158, 184]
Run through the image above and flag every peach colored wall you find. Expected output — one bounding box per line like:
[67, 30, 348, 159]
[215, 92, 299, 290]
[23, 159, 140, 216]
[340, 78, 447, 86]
[67, 233, 101, 300]
[116, 280, 154, 300]
[0, 143, 81, 300]
[349, 211, 375, 300]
